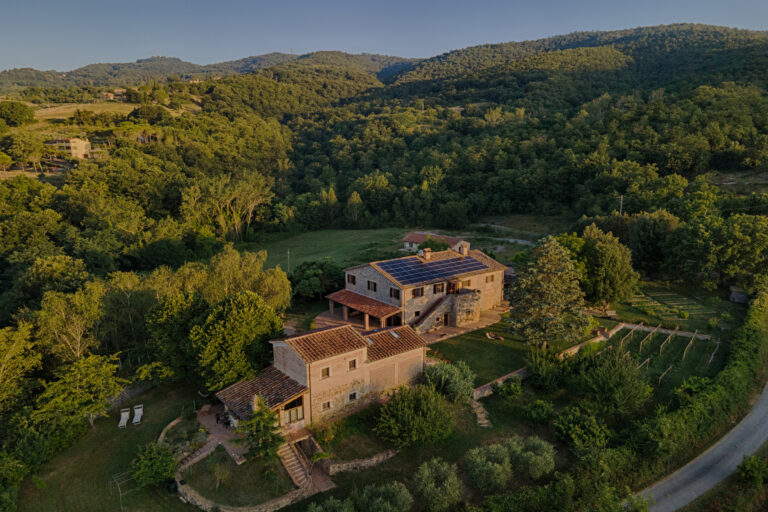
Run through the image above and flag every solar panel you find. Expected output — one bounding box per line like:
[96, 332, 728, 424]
[377, 256, 489, 285]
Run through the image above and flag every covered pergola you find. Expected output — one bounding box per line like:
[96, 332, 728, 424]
[325, 289, 401, 330]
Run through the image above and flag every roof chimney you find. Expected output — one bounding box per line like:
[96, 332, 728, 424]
[422, 248, 432, 261]
[459, 243, 469, 257]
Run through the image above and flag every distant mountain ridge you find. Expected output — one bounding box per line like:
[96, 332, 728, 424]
[0, 51, 419, 92]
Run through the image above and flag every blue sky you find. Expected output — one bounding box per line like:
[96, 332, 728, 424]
[1, 0, 767, 71]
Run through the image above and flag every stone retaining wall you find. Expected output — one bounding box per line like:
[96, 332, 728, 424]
[158, 416, 182, 442]
[472, 323, 626, 400]
[177, 480, 312, 512]
[320, 449, 398, 476]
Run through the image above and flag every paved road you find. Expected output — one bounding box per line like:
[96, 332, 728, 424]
[639, 381, 768, 511]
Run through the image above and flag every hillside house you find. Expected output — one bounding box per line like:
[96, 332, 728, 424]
[326, 245, 506, 333]
[215, 325, 427, 433]
[44, 138, 91, 159]
[402, 232, 467, 252]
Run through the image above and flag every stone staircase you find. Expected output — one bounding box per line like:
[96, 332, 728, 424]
[277, 443, 311, 489]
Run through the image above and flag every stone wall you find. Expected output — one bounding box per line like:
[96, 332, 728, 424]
[177, 480, 312, 512]
[320, 449, 398, 476]
[453, 290, 481, 326]
[345, 265, 402, 308]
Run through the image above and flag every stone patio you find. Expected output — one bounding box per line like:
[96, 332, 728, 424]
[197, 403, 248, 464]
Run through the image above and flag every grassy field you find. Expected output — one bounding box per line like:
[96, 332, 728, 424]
[613, 283, 746, 333]
[182, 446, 294, 507]
[314, 404, 389, 461]
[477, 214, 574, 240]
[429, 324, 530, 386]
[285, 392, 568, 510]
[18, 385, 204, 512]
[34, 102, 136, 121]
[238, 228, 406, 270]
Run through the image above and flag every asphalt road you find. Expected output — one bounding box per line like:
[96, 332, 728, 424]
[639, 381, 768, 512]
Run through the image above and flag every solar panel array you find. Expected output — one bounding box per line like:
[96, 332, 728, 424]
[377, 256, 489, 286]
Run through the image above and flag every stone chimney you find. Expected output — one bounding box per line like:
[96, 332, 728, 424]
[422, 248, 432, 261]
[459, 243, 469, 257]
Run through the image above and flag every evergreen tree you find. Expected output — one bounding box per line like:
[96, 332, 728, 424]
[236, 396, 284, 461]
[509, 236, 588, 347]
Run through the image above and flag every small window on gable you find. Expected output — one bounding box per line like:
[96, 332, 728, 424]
[321, 367, 330, 379]
[415, 311, 421, 317]
[347, 274, 356, 285]
[349, 359, 357, 371]
[349, 391, 358, 402]
[390, 288, 400, 300]
[433, 283, 445, 294]
[322, 401, 331, 411]
[412, 287, 424, 298]
[367, 280, 377, 292]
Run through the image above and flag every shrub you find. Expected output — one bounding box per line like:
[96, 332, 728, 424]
[289, 259, 344, 301]
[738, 455, 768, 487]
[425, 361, 475, 403]
[463, 444, 513, 493]
[505, 435, 556, 480]
[520, 400, 556, 424]
[307, 496, 356, 512]
[354, 481, 414, 512]
[412, 458, 463, 512]
[553, 406, 611, 455]
[492, 377, 522, 401]
[375, 385, 452, 447]
[130, 442, 177, 487]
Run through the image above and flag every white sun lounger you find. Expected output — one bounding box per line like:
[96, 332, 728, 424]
[118, 408, 130, 428]
[132, 404, 143, 425]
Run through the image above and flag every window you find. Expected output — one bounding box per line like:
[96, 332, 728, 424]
[433, 283, 445, 294]
[367, 280, 377, 292]
[283, 396, 304, 424]
[485, 275, 494, 283]
[348, 359, 357, 371]
[390, 288, 400, 300]
[321, 367, 330, 379]
[415, 311, 421, 317]
[348, 392, 358, 402]
[322, 401, 331, 411]
[347, 274, 356, 285]
[462, 279, 471, 288]
[412, 287, 424, 298]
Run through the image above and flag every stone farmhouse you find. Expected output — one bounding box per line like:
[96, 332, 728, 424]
[326, 245, 506, 333]
[44, 137, 92, 159]
[402, 231, 467, 252]
[215, 324, 427, 435]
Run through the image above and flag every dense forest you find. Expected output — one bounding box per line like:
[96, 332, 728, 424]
[2, 22, 768, 511]
[0, 51, 417, 93]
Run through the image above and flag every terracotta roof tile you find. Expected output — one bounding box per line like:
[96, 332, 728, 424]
[215, 366, 307, 419]
[325, 290, 401, 318]
[277, 325, 369, 363]
[363, 325, 428, 361]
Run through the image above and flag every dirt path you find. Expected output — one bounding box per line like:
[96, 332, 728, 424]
[639, 381, 768, 511]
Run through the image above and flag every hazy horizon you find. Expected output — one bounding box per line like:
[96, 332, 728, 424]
[1, 0, 767, 72]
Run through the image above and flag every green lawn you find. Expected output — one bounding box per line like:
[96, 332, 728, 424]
[18, 385, 204, 512]
[314, 404, 389, 461]
[284, 300, 328, 332]
[237, 228, 406, 270]
[182, 446, 294, 507]
[429, 321, 583, 386]
[429, 324, 529, 386]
